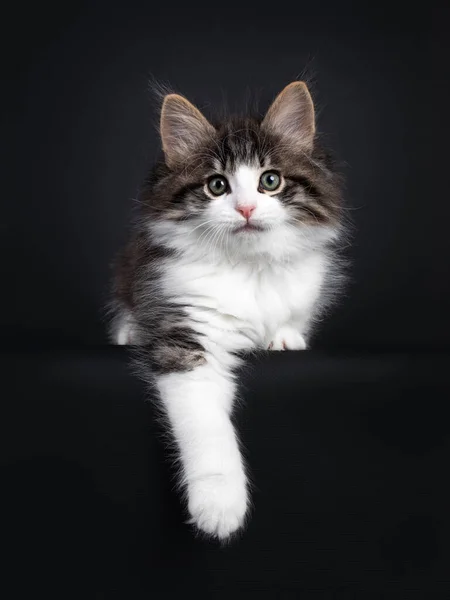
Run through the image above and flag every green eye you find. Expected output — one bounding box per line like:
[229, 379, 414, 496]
[260, 171, 281, 192]
[207, 175, 229, 196]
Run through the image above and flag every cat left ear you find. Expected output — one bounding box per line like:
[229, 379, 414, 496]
[160, 94, 215, 169]
[261, 82, 315, 151]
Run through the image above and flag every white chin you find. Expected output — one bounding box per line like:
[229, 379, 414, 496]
[233, 224, 267, 234]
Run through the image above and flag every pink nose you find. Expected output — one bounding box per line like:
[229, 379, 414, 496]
[236, 205, 256, 220]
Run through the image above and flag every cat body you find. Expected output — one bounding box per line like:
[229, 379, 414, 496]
[111, 83, 344, 539]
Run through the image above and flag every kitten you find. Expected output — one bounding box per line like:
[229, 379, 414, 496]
[111, 82, 344, 540]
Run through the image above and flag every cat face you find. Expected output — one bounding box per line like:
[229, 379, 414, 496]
[142, 82, 342, 259]
[202, 163, 288, 235]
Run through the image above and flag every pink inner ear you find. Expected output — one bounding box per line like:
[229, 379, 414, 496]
[262, 82, 315, 150]
[160, 94, 215, 168]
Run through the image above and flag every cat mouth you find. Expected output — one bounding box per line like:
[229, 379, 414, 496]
[233, 223, 266, 233]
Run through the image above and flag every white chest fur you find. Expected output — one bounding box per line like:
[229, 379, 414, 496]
[161, 251, 327, 351]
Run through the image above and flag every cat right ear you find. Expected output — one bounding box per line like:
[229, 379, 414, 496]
[160, 94, 215, 169]
[261, 82, 316, 151]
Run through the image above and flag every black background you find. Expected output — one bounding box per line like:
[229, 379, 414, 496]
[3, 1, 450, 598]
[4, 0, 450, 348]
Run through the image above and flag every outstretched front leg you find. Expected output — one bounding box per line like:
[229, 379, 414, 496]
[268, 324, 307, 351]
[155, 359, 248, 540]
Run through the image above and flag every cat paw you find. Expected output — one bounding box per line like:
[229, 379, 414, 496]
[268, 326, 306, 351]
[187, 473, 248, 540]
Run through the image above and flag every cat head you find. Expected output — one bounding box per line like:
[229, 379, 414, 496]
[142, 82, 343, 261]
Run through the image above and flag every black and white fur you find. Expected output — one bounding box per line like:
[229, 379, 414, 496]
[111, 82, 345, 539]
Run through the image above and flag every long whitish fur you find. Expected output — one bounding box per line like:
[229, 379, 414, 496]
[111, 82, 346, 540]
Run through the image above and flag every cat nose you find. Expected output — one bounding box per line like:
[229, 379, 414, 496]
[236, 205, 256, 220]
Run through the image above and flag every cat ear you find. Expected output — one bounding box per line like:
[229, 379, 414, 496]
[261, 82, 315, 151]
[160, 94, 215, 168]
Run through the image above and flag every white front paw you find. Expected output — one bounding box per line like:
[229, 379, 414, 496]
[268, 326, 306, 351]
[187, 473, 248, 540]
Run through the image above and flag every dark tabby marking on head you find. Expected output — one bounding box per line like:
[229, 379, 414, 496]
[110, 82, 347, 542]
[137, 111, 342, 227]
[112, 81, 344, 374]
